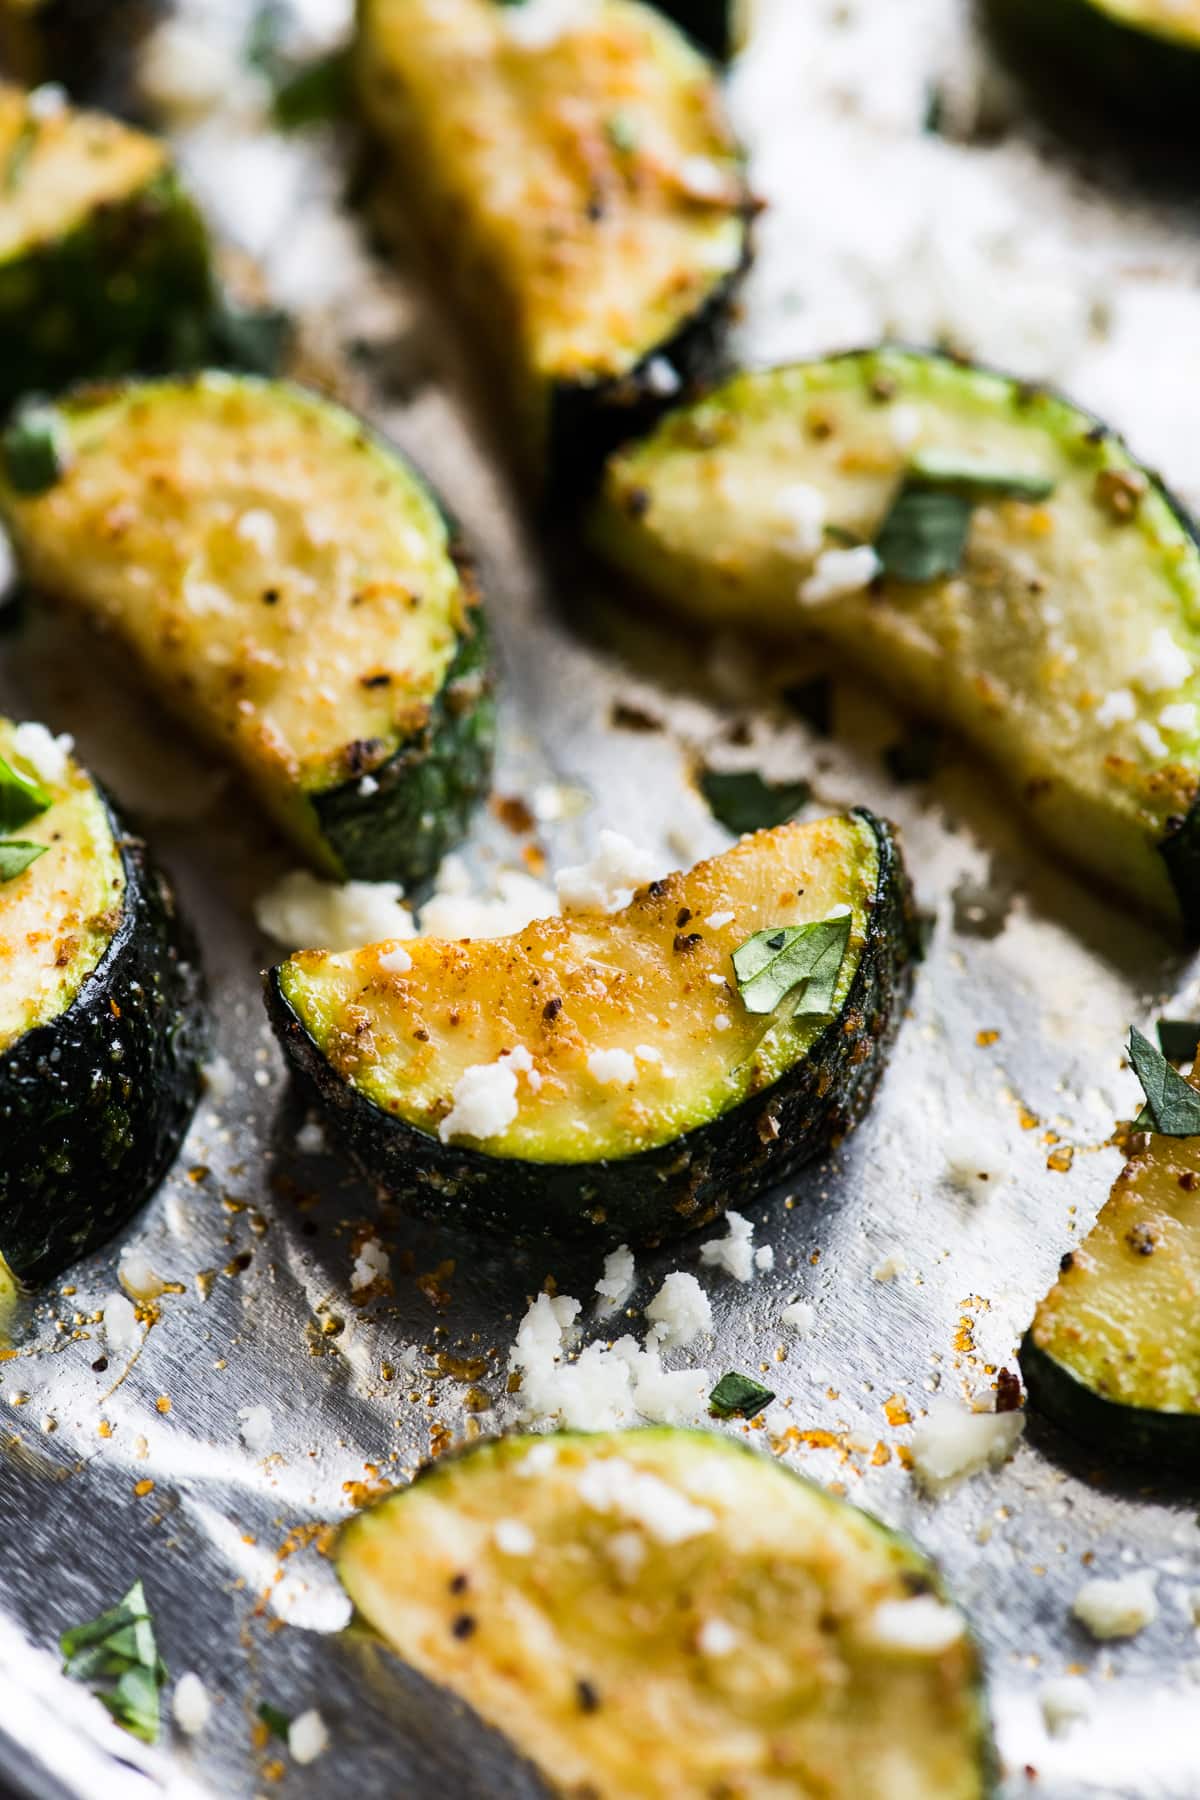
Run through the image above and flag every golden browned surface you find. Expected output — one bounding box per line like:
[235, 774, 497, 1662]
[0, 83, 166, 262]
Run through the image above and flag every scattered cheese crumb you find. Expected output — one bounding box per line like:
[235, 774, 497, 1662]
[586, 1047, 637, 1086]
[203, 1053, 236, 1103]
[780, 1299, 815, 1334]
[501, 0, 596, 50]
[634, 1043, 664, 1065]
[1160, 701, 1197, 735]
[866, 1597, 965, 1654]
[556, 831, 660, 914]
[102, 1293, 140, 1353]
[1132, 628, 1192, 695]
[888, 404, 923, 449]
[754, 1245, 775, 1272]
[419, 857, 557, 939]
[350, 1237, 390, 1292]
[595, 1244, 636, 1310]
[118, 1250, 167, 1303]
[705, 910, 735, 929]
[714, 1013, 732, 1032]
[172, 1672, 211, 1736]
[644, 1272, 712, 1349]
[678, 154, 733, 201]
[910, 1397, 1024, 1493]
[11, 721, 73, 786]
[506, 1293, 708, 1430]
[296, 1118, 326, 1156]
[1072, 1571, 1158, 1640]
[439, 1053, 527, 1144]
[255, 871, 414, 951]
[871, 1249, 907, 1282]
[1039, 1676, 1092, 1737]
[234, 508, 278, 554]
[577, 1458, 715, 1544]
[799, 546, 882, 606]
[772, 483, 827, 558]
[1094, 687, 1137, 728]
[376, 943, 413, 974]
[238, 1404, 273, 1453]
[700, 1210, 758, 1282]
[493, 1519, 535, 1556]
[288, 1709, 329, 1765]
[644, 356, 681, 397]
[1134, 719, 1168, 760]
[696, 1618, 739, 1657]
[606, 1530, 647, 1581]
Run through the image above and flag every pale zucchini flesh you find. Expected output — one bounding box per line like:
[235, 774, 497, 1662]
[0, 375, 493, 883]
[337, 1429, 992, 1800]
[590, 347, 1200, 929]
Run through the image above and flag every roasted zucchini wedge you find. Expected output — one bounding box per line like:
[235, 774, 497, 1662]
[0, 84, 211, 410]
[590, 346, 1200, 932]
[0, 718, 204, 1283]
[0, 375, 495, 887]
[1021, 1106, 1200, 1470]
[266, 811, 914, 1246]
[985, 0, 1200, 121]
[337, 1429, 993, 1799]
[355, 0, 752, 492]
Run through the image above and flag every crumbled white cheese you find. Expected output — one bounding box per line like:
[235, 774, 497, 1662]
[700, 1210, 757, 1282]
[871, 1249, 907, 1282]
[1094, 688, 1137, 728]
[26, 83, 67, 121]
[644, 1272, 712, 1350]
[888, 404, 923, 449]
[501, 0, 596, 50]
[118, 1250, 167, 1303]
[627, 1354, 710, 1425]
[288, 1709, 329, 1765]
[705, 911, 735, 929]
[678, 154, 732, 201]
[238, 1404, 273, 1453]
[865, 1597, 965, 1654]
[1039, 1676, 1093, 1737]
[714, 1013, 732, 1033]
[644, 356, 682, 397]
[234, 508, 278, 555]
[754, 1245, 775, 1272]
[772, 483, 827, 558]
[799, 546, 882, 606]
[696, 1617, 739, 1657]
[1160, 701, 1197, 735]
[102, 1293, 140, 1353]
[203, 1053, 236, 1103]
[138, 17, 264, 121]
[910, 1397, 1024, 1493]
[439, 1053, 528, 1144]
[10, 721, 73, 787]
[517, 1441, 558, 1477]
[634, 1044, 663, 1065]
[493, 1518, 535, 1556]
[556, 831, 660, 915]
[708, 973, 727, 986]
[255, 871, 413, 950]
[419, 858, 557, 939]
[172, 1672, 212, 1736]
[1134, 719, 1168, 760]
[1072, 1571, 1158, 1640]
[606, 1530, 647, 1581]
[780, 1299, 815, 1334]
[358, 775, 379, 797]
[577, 1458, 716, 1544]
[595, 1244, 636, 1310]
[586, 1047, 637, 1086]
[1133, 628, 1193, 695]
[296, 1118, 326, 1156]
[350, 1237, 390, 1292]
[376, 943, 413, 974]
[506, 1292, 708, 1430]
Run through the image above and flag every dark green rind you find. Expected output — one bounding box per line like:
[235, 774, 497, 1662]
[0, 794, 206, 1284]
[1019, 1332, 1200, 1473]
[266, 808, 915, 1249]
[311, 574, 496, 888]
[1161, 802, 1200, 939]
[546, 223, 753, 501]
[0, 168, 213, 415]
[0, 1, 162, 102]
[984, 0, 1200, 124]
[645, 1, 735, 60]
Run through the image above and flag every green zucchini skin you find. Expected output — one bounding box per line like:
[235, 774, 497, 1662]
[984, 0, 1200, 123]
[0, 0, 163, 103]
[1019, 1333, 1200, 1472]
[265, 808, 915, 1248]
[311, 565, 496, 888]
[0, 169, 212, 415]
[0, 794, 206, 1285]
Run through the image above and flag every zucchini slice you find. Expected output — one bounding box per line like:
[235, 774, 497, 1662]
[0, 718, 205, 1283]
[337, 1429, 993, 1799]
[266, 810, 914, 1246]
[355, 0, 752, 492]
[589, 346, 1200, 932]
[985, 0, 1200, 120]
[0, 84, 210, 410]
[1021, 1113, 1200, 1469]
[0, 375, 495, 887]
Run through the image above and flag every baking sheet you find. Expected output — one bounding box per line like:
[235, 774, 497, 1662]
[2, 2, 1200, 1794]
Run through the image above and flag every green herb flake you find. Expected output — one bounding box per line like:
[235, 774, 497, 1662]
[874, 483, 972, 585]
[1128, 1025, 1200, 1137]
[731, 912, 851, 1018]
[907, 448, 1056, 503]
[272, 48, 350, 129]
[0, 754, 51, 831]
[1158, 1019, 1200, 1063]
[257, 1701, 292, 1740]
[61, 1580, 167, 1744]
[2, 403, 69, 496]
[709, 1372, 776, 1418]
[205, 293, 291, 377]
[700, 768, 811, 835]
[0, 841, 46, 882]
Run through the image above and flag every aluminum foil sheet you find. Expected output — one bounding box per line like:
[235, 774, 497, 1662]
[1, 2, 1199, 1794]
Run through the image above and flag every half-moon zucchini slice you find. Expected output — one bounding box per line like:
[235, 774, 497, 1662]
[1021, 1105, 1200, 1470]
[0, 374, 495, 887]
[0, 83, 211, 410]
[0, 718, 205, 1283]
[337, 1428, 993, 1800]
[589, 346, 1200, 932]
[985, 0, 1200, 121]
[266, 810, 914, 1245]
[355, 0, 752, 492]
